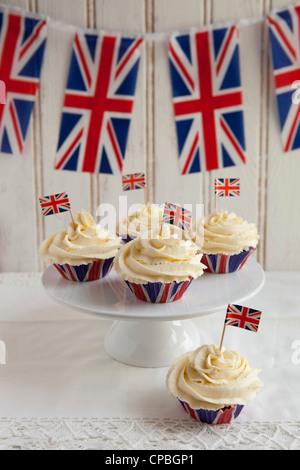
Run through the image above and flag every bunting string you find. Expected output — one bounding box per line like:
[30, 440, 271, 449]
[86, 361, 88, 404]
[0, 1, 298, 40]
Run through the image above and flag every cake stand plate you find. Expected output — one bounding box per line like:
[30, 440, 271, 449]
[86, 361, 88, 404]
[42, 259, 265, 367]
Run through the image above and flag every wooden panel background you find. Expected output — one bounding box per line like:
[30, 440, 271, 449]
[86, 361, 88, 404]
[0, 0, 299, 272]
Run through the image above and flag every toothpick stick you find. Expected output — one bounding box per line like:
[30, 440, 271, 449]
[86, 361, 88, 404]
[215, 195, 218, 212]
[160, 221, 164, 237]
[144, 185, 148, 206]
[70, 209, 76, 227]
[219, 323, 226, 352]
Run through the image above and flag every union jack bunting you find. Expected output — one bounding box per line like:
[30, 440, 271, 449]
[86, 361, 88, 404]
[215, 178, 240, 197]
[267, 6, 300, 152]
[54, 32, 143, 174]
[162, 202, 192, 232]
[0, 9, 47, 156]
[225, 304, 262, 332]
[122, 172, 146, 191]
[169, 26, 246, 174]
[39, 192, 71, 216]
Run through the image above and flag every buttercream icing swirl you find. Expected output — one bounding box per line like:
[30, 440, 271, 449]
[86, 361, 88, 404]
[40, 210, 122, 265]
[194, 210, 259, 255]
[166, 344, 263, 410]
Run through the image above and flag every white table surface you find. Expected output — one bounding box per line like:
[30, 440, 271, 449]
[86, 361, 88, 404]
[0, 271, 299, 450]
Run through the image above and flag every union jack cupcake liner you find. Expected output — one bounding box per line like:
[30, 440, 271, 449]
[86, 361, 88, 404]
[201, 247, 256, 274]
[178, 400, 244, 425]
[53, 258, 114, 282]
[124, 278, 193, 303]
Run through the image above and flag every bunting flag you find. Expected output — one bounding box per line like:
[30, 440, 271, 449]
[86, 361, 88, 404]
[39, 192, 71, 216]
[215, 178, 240, 197]
[225, 304, 262, 332]
[54, 32, 143, 174]
[0, 8, 47, 156]
[169, 26, 246, 174]
[162, 202, 192, 232]
[122, 172, 146, 191]
[267, 6, 300, 152]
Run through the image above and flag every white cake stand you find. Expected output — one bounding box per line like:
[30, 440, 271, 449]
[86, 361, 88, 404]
[42, 258, 265, 368]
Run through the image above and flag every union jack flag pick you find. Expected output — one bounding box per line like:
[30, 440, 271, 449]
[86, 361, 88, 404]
[225, 304, 262, 333]
[169, 26, 246, 174]
[267, 6, 300, 152]
[215, 178, 240, 197]
[122, 173, 146, 191]
[0, 8, 47, 156]
[54, 32, 143, 174]
[219, 304, 262, 351]
[162, 203, 192, 232]
[39, 192, 72, 217]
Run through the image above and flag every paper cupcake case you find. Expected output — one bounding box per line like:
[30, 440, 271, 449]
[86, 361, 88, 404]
[201, 247, 256, 274]
[53, 257, 114, 282]
[179, 400, 244, 425]
[124, 278, 193, 303]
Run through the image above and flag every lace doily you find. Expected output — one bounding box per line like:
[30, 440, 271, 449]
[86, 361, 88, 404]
[0, 418, 300, 450]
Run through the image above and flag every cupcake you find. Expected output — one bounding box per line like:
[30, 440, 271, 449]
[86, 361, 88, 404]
[193, 210, 259, 273]
[166, 344, 263, 424]
[117, 203, 163, 242]
[40, 210, 122, 281]
[113, 224, 206, 303]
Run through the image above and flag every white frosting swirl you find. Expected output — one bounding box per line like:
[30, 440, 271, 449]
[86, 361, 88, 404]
[40, 210, 122, 265]
[117, 203, 163, 239]
[194, 210, 259, 255]
[114, 227, 206, 284]
[166, 344, 263, 410]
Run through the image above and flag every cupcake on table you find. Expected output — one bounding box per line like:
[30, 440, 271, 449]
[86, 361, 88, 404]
[166, 343, 263, 424]
[40, 210, 122, 282]
[193, 210, 259, 273]
[114, 222, 206, 303]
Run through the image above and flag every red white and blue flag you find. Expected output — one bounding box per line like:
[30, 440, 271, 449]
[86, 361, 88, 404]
[54, 32, 143, 174]
[225, 304, 262, 332]
[0, 8, 47, 156]
[162, 202, 192, 232]
[122, 172, 146, 191]
[169, 26, 246, 174]
[267, 6, 300, 152]
[39, 192, 71, 216]
[215, 178, 240, 197]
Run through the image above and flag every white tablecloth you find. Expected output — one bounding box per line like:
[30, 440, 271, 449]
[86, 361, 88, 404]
[0, 271, 299, 450]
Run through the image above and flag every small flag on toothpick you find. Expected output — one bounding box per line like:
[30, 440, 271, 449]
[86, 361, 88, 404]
[215, 178, 240, 197]
[122, 173, 146, 191]
[219, 304, 262, 351]
[215, 178, 240, 211]
[39, 192, 75, 225]
[122, 172, 147, 204]
[162, 202, 192, 232]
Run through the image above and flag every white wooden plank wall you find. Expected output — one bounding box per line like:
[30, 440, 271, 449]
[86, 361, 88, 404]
[0, 0, 299, 272]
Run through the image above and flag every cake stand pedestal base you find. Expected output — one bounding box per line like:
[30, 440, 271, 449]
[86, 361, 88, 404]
[104, 319, 201, 368]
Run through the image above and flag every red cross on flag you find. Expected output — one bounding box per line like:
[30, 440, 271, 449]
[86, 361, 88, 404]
[0, 8, 47, 156]
[214, 178, 240, 197]
[225, 304, 262, 333]
[122, 173, 146, 191]
[169, 26, 246, 174]
[162, 202, 192, 232]
[39, 193, 71, 217]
